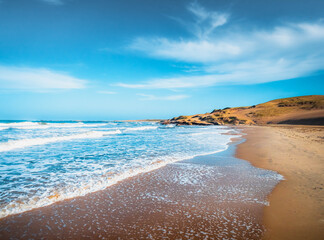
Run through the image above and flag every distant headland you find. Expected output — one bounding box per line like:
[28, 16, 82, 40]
[162, 95, 324, 126]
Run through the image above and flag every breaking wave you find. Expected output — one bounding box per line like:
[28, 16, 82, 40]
[0, 130, 121, 152]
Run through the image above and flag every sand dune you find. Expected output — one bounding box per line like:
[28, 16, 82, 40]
[163, 95, 324, 126]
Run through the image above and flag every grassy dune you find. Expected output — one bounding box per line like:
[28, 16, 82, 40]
[163, 95, 324, 126]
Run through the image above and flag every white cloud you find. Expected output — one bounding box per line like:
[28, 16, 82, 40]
[130, 2, 233, 63]
[98, 91, 117, 94]
[131, 38, 241, 63]
[0, 65, 87, 91]
[123, 2, 324, 89]
[118, 54, 324, 89]
[40, 0, 64, 5]
[137, 93, 189, 101]
[131, 22, 324, 64]
[186, 2, 229, 39]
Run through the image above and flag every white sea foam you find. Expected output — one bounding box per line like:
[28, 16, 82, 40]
[190, 129, 232, 136]
[59, 123, 109, 128]
[0, 146, 229, 219]
[0, 122, 108, 130]
[0, 122, 36, 127]
[0, 130, 121, 152]
[0, 125, 247, 219]
[0, 122, 48, 130]
[124, 126, 158, 132]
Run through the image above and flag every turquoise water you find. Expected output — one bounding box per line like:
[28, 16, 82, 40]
[0, 121, 234, 218]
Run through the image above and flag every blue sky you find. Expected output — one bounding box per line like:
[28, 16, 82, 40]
[0, 0, 324, 120]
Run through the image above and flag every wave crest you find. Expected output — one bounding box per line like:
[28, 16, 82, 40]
[0, 122, 108, 130]
[0, 130, 121, 152]
[124, 126, 158, 131]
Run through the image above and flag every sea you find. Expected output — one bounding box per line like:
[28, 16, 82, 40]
[0, 120, 237, 219]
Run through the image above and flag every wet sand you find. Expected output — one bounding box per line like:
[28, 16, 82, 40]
[236, 125, 324, 240]
[0, 138, 281, 239]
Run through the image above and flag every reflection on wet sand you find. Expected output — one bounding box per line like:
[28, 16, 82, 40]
[0, 141, 281, 239]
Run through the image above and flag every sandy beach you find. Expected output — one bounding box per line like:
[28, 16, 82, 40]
[236, 125, 324, 239]
[0, 125, 323, 239]
[1, 0, 323, 238]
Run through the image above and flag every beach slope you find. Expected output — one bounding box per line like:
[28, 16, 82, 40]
[236, 125, 324, 239]
[163, 95, 324, 126]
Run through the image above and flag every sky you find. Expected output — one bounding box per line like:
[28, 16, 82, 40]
[0, 0, 324, 120]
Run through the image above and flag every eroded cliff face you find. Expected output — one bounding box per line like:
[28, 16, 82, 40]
[162, 95, 324, 126]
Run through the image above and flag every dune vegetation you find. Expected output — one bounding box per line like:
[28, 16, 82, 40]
[162, 95, 324, 125]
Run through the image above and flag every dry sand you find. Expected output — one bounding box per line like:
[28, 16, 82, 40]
[236, 125, 324, 240]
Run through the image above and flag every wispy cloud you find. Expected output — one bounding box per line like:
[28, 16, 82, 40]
[40, 0, 64, 6]
[186, 1, 229, 39]
[122, 2, 324, 89]
[0, 65, 87, 91]
[98, 91, 117, 95]
[137, 93, 189, 101]
[130, 37, 241, 63]
[120, 58, 321, 89]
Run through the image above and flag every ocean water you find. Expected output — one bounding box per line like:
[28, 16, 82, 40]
[0, 120, 234, 218]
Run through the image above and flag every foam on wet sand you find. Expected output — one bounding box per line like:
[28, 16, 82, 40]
[0, 137, 281, 239]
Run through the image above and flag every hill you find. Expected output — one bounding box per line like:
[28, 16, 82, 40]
[162, 95, 324, 126]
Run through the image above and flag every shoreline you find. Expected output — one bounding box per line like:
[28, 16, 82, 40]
[0, 147, 231, 220]
[236, 125, 324, 239]
[0, 131, 280, 239]
[0, 129, 235, 221]
[2, 125, 321, 239]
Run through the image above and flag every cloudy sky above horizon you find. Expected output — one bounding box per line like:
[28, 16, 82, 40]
[0, 0, 324, 120]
